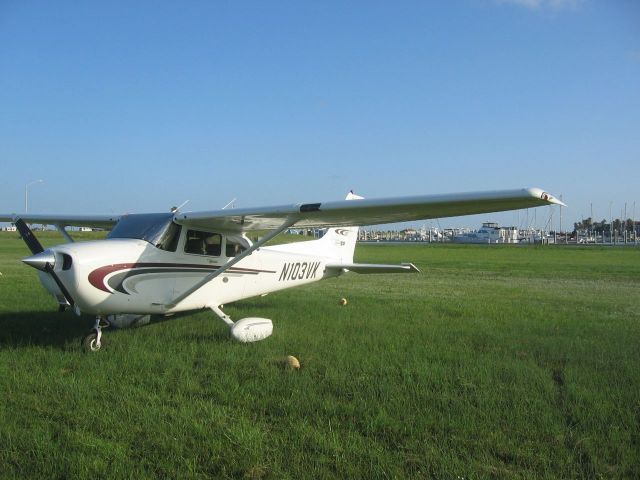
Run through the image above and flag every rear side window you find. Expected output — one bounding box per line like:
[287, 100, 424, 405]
[226, 239, 247, 257]
[184, 230, 221, 256]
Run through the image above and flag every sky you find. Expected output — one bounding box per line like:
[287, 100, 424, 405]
[1, 0, 639, 231]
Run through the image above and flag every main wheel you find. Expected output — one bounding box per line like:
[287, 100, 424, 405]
[82, 331, 103, 352]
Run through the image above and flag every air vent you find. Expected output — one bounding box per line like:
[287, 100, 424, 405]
[62, 254, 73, 271]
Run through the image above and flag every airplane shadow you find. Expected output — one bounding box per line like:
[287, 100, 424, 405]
[0, 311, 198, 349]
[0, 311, 235, 350]
[0, 311, 92, 349]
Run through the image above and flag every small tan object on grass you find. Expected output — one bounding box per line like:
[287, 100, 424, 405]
[286, 355, 301, 370]
[339, 297, 348, 306]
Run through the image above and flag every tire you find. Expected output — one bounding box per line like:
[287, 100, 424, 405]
[82, 331, 102, 352]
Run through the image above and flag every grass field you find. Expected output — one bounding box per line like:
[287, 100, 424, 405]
[0, 232, 639, 478]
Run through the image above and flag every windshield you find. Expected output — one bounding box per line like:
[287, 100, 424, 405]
[108, 213, 181, 251]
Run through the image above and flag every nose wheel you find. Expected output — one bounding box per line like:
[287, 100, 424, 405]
[82, 316, 108, 352]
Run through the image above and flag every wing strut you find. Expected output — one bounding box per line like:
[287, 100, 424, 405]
[166, 216, 298, 309]
[54, 224, 75, 243]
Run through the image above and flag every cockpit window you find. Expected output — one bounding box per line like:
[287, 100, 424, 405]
[108, 213, 181, 251]
[156, 222, 182, 252]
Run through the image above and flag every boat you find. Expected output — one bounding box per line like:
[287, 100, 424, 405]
[452, 222, 519, 244]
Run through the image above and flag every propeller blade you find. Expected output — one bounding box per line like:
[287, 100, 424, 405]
[18, 225, 76, 308]
[44, 263, 75, 308]
[14, 218, 44, 254]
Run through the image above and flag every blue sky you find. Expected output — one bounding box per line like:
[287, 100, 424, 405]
[1, 0, 639, 230]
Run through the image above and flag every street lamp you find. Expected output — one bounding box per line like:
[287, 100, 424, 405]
[25, 179, 43, 213]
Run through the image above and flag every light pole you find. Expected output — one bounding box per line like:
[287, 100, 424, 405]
[25, 179, 43, 213]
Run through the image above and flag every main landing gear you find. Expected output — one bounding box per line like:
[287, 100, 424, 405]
[82, 316, 109, 352]
[210, 305, 273, 343]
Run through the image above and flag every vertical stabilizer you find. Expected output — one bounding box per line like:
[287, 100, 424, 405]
[317, 191, 363, 264]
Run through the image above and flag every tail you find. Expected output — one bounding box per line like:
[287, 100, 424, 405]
[265, 191, 363, 262]
[316, 191, 362, 264]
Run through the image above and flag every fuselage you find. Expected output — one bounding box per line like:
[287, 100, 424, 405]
[39, 235, 340, 316]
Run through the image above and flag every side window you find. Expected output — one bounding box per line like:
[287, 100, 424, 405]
[225, 239, 247, 257]
[184, 230, 221, 256]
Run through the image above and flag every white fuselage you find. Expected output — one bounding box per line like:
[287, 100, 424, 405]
[40, 236, 342, 316]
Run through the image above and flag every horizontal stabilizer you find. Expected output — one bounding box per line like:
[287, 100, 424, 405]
[326, 262, 420, 274]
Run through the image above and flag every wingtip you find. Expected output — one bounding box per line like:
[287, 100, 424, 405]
[526, 188, 566, 207]
[403, 262, 421, 273]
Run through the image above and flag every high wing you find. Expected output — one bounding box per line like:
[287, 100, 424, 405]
[0, 213, 119, 229]
[0, 187, 563, 233]
[174, 187, 564, 233]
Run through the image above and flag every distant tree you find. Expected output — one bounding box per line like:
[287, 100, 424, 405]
[591, 220, 607, 234]
[613, 219, 622, 232]
[589, 218, 636, 235]
[574, 217, 594, 233]
[624, 219, 634, 232]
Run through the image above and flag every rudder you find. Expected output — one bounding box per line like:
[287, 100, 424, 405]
[318, 191, 362, 264]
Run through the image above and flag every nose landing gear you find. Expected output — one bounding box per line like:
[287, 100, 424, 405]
[82, 316, 109, 352]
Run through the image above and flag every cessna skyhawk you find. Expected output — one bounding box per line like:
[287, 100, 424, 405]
[0, 188, 563, 352]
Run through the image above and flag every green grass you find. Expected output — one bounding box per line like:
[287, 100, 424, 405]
[0, 233, 639, 478]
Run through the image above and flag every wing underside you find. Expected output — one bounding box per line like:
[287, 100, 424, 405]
[0, 213, 119, 229]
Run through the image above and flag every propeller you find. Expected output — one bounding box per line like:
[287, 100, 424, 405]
[15, 218, 75, 307]
[14, 218, 44, 254]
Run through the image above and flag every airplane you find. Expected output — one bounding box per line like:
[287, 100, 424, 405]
[0, 187, 564, 352]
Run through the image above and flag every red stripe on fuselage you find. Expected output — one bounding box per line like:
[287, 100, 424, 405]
[87, 262, 275, 293]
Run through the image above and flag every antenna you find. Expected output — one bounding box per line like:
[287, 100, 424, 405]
[171, 200, 190, 213]
[222, 198, 237, 210]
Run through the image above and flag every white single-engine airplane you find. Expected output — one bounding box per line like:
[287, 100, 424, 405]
[1, 188, 563, 351]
